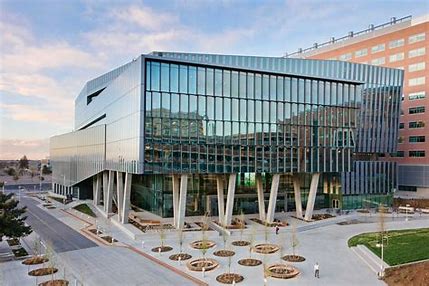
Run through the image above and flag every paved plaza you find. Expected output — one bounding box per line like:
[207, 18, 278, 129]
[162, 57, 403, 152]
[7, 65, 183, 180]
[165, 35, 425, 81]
[1, 193, 428, 286]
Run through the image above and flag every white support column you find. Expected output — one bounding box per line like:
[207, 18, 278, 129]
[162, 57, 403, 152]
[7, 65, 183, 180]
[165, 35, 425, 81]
[216, 175, 225, 225]
[92, 177, 97, 202]
[116, 172, 124, 222]
[223, 174, 236, 226]
[266, 174, 280, 223]
[176, 174, 188, 228]
[103, 171, 108, 206]
[304, 173, 320, 221]
[293, 175, 303, 219]
[172, 175, 180, 228]
[256, 175, 266, 221]
[105, 171, 114, 214]
[120, 173, 132, 224]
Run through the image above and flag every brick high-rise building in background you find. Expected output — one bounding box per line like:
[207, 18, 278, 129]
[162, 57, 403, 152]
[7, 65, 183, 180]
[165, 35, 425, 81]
[288, 15, 429, 198]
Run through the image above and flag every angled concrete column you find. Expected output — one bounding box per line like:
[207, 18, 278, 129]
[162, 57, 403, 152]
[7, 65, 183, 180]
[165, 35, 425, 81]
[266, 174, 280, 223]
[304, 173, 320, 221]
[103, 171, 108, 206]
[223, 174, 236, 226]
[293, 175, 303, 219]
[256, 175, 266, 221]
[105, 170, 114, 213]
[93, 173, 102, 205]
[176, 174, 188, 228]
[172, 175, 180, 228]
[216, 175, 225, 225]
[120, 173, 132, 224]
[116, 171, 124, 222]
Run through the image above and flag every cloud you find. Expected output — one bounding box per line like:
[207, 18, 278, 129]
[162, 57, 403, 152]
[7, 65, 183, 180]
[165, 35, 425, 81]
[0, 103, 72, 125]
[112, 5, 179, 31]
[0, 139, 49, 160]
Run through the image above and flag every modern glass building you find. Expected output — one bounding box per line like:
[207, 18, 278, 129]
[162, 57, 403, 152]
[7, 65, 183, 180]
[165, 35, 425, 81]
[50, 52, 403, 227]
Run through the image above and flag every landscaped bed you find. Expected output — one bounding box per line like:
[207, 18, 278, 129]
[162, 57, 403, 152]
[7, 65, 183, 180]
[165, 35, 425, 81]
[231, 240, 250, 247]
[73, 204, 96, 217]
[282, 255, 306, 262]
[348, 228, 429, 265]
[28, 267, 58, 276]
[38, 279, 69, 286]
[383, 260, 429, 286]
[213, 250, 235, 257]
[216, 273, 244, 284]
[238, 258, 262, 266]
[311, 213, 335, 220]
[6, 238, 20, 246]
[250, 218, 288, 227]
[22, 256, 49, 265]
[12, 247, 29, 258]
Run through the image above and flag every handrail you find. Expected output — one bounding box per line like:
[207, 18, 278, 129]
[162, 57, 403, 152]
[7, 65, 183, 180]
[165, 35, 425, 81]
[285, 15, 412, 58]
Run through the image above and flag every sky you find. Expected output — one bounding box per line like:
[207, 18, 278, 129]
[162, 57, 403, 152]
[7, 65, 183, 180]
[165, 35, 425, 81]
[0, 0, 428, 160]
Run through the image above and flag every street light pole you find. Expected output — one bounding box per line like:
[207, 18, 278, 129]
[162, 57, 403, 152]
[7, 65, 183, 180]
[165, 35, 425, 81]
[39, 161, 43, 192]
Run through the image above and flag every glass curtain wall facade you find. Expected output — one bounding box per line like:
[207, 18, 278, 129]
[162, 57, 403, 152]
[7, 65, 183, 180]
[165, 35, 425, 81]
[50, 52, 403, 217]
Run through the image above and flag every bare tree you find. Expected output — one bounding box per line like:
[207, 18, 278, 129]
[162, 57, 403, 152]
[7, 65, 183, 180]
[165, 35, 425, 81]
[178, 227, 184, 254]
[239, 211, 245, 241]
[158, 222, 166, 248]
[291, 223, 299, 256]
[248, 226, 255, 258]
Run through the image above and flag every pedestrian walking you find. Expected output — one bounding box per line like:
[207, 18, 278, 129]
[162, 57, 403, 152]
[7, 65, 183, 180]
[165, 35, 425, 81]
[275, 226, 279, 235]
[314, 262, 320, 278]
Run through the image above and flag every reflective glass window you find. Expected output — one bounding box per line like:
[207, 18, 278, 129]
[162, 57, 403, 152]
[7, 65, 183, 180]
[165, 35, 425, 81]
[223, 70, 231, 97]
[206, 68, 214, 96]
[231, 71, 239, 97]
[170, 64, 179, 92]
[215, 69, 222, 96]
[197, 67, 205, 95]
[189, 66, 197, 94]
[161, 63, 169, 92]
[151, 62, 160, 91]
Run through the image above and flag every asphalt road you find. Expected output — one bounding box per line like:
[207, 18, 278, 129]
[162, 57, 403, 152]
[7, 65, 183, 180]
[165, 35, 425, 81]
[20, 196, 98, 253]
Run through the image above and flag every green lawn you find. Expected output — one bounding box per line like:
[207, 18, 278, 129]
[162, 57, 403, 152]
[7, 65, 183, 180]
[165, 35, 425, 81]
[73, 203, 96, 217]
[348, 228, 429, 266]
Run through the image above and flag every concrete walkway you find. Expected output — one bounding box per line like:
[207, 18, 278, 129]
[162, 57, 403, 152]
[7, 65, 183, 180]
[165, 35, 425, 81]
[3, 193, 429, 286]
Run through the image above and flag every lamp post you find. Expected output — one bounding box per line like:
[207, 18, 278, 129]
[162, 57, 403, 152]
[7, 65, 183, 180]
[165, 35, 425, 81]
[39, 161, 43, 191]
[376, 236, 385, 278]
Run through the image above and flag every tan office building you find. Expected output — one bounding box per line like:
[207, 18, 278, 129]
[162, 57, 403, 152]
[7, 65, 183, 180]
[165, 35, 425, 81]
[288, 15, 429, 198]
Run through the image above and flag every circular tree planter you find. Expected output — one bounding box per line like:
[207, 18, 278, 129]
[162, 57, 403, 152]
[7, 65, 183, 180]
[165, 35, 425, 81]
[186, 258, 219, 272]
[216, 273, 244, 284]
[151, 246, 173, 253]
[213, 250, 235, 257]
[238, 258, 262, 266]
[22, 256, 49, 265]
[266, 264, 300, 279]
[190, 240, 216, 249]
[282, 255, 306, 262]
[231, 240, 250, 247]
[38, 279, 69, 286]
[253, 244, 279, 254]
[169, 253, 192, 261]
[28, 267, 58, 276]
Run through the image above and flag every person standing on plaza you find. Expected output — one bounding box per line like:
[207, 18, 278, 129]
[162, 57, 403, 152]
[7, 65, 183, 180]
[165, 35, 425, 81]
[314, 262, 320, 278]
[275, 226, 279, 235]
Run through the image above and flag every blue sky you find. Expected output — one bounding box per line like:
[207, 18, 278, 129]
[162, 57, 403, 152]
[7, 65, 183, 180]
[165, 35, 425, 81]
[1, 0, 428, 159]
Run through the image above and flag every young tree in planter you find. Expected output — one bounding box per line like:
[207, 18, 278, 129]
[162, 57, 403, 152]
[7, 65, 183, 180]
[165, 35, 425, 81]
[0, 193, 32, 241]
[45, 243, 57, 283]
[178, 227, 184, 254]
[248, 226, 256, 259]
[158, 222, 166, 249]
[264, 223, 270, 243]
[291, 223, 299, 257]
[200, 233, 209, 261]
[222, 230, 229, 250]
[239, 211, 245, 241]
